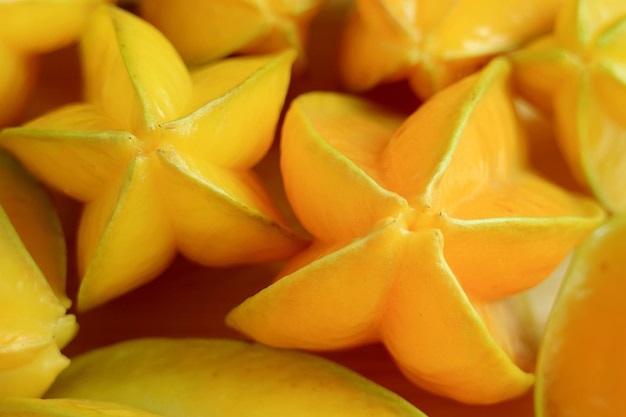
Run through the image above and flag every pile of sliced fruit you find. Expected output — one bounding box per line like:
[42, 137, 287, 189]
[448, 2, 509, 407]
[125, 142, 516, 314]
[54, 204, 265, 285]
[1, 0, 624, 416]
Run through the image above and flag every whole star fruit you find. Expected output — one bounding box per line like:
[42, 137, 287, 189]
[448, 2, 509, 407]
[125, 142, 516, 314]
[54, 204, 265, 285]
[0, 0, 108, 127]
[338, 0, 562, 100]
[139, 0, 329, 70]
[226, 58, 606, 404]
[510, 0, 626, 213]
[0, 398, 165, 417]
[45, 338, 427, 417]
[0, 151, 77, 399]
[0, 4, 306, 312]
[534, 214, 626, 417]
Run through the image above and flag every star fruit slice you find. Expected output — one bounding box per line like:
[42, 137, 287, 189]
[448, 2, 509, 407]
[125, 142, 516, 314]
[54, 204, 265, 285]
[534, 214, 626, 416]
[510, 0, 626, 212]
[0, 398, 165, 417]
[0, 153, 77, 398]
[227, 59, 605, 403]
[339, 0, 562, 98]
[139, 0, 328, 69]
[46, 338, 427, 417]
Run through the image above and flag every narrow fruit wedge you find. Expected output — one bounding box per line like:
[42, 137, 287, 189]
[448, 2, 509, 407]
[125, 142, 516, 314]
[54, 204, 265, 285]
[535, 215, 626, 416]
[0, 205, 76, 399]
[0, 150, 67, 305]
[0, 398, 165, 417]
[0, 149, 76, 398]
[46, 338, 427, 417]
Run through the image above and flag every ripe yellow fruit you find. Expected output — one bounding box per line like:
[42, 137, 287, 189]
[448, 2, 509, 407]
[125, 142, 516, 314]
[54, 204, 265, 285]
[226, 58, 606, 404]
[0, 5, 305, 311]
[0, 150, 77, 398]
[535, 214, 626, 416]
[46, 338, 427, 417]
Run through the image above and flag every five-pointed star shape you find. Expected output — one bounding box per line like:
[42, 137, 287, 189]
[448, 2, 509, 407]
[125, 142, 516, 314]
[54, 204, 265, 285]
[227, 58, 605, 404]
[0, 5, 305, 311]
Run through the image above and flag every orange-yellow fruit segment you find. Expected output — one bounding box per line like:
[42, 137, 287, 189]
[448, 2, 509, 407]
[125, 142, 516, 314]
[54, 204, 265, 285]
[81, 5, 192, 134]
[0, 207, 77, 398]
[380, 228, 534, 404]
[0, 0, 103, 54]
[0, 150, 67, 306]
[45, 338, 427, 417]
[0, 398, 165, 417]
[281, 92, 408, 242]
[441, 187, 604, 300]
[535, 214, 626, 416]
[0, 104, 138, 202]
[426, 59, 523, 209]
[384, 58, 519, 207]
[162, 51, 295, 169]
[227, 218, 404, 350]
[153, 146, 304, 267]
[77, 155, 176, 311]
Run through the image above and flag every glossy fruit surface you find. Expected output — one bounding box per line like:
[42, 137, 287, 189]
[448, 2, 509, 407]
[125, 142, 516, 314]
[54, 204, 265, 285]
[227, 58, 605, 404]
[0, 151, 77, 398]
[0, 4, 305, 311]
[46, 337, 427, 417]
[535, 214, 626, 416]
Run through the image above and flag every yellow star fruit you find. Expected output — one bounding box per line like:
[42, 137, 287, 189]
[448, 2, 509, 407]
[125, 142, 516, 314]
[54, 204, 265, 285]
[0, 4, 305, 311]
[46, 338, 427, 417]
[139, 0, 329, 69]
[0, 150, 77, 398]
[511, 0, 626, 213]
[0, 398, 166, 417]
[534, 214, 626, 416]
[339, 0, 562, 99]
[226, 58, 606, 404]
[0, 0, 106, 127]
